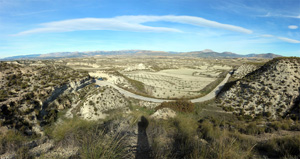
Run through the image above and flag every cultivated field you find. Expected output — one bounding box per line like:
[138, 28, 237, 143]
[122, 65, 231, 98]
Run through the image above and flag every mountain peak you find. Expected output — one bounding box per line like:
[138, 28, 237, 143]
[201, 49, 214, 52]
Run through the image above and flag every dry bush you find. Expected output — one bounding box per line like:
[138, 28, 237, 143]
[45, 117, 128, 159]
[0, 130, 33, 158]
[257, 135, 300, 158]
[155, 100, 195, 113]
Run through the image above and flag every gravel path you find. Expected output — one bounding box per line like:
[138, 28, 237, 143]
[95, 72, 231, 103]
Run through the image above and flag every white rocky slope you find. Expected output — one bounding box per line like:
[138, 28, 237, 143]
[233, 64, 258, 79]
[219, 58, 300, 119]
[75, 86, 129, 120]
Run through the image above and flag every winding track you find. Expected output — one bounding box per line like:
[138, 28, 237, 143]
[95, 72, 231, 103]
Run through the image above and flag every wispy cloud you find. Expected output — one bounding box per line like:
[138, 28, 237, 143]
[261, 34, 300, 43]
[284, 14, 300, 19]
[14, 15, 253, 36]
[117, 15, 253, 34]
[288, 25, 298, 29]
[12, 9, 56, 16]
[260, 34, 274, 38]
[259, 12, 300, 19]
[212, 0, 268, 15]
[277, 37, 300, 43]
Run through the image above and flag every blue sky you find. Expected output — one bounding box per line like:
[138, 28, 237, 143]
[0, 0, 299, 58]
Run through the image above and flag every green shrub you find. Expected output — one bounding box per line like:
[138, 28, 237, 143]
[243, 115, 253, 121]
[89, 100, 95, 106]
[155, 100, 195, 113]
[223, 106, 234, 112]
[264, 112, 272, 117]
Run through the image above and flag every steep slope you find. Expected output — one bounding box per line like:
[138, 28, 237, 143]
[219, 57, 300, 119]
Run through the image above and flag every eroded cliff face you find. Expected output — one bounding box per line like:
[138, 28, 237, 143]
[42, 76, 93, 109]
[219, 58, 300, 119]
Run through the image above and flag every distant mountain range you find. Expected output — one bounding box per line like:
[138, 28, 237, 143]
[1, 49, 281, 60]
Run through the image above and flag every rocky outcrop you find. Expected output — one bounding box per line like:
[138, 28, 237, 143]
[219, 58, 300, 119]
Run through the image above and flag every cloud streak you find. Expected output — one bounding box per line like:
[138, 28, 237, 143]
[16, 18, 182, 35]
[261, 34, 300, 44]
[259, 12, 300, 19]
[288, 25, 298, 29]
[14, 15, 299, 44]
[15, 15, 253, 35]
[12, 9, 56, 16]
[277, 37, 300, 43]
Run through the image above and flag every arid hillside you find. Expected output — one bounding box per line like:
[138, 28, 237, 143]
[219, 57, 300, 119]
[0, 62, 91, 135]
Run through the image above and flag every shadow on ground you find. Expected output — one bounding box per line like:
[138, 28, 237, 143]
[136, 116, 152, 159]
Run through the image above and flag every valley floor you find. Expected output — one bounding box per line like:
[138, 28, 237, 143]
[94, 72, 231, 103]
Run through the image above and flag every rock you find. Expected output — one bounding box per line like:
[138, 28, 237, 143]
[150, 108, 176, 120]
